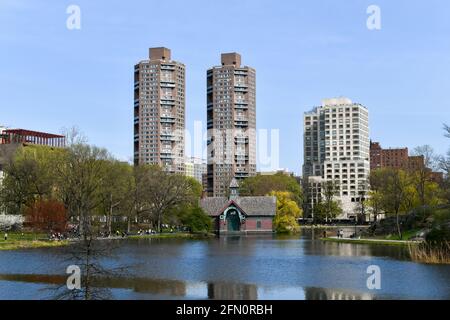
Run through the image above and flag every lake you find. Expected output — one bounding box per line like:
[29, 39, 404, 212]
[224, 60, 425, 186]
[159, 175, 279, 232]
[0, 229, 449, 300]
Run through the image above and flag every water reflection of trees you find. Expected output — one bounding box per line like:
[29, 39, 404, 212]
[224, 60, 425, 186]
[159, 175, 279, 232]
[302, 229, 409, 260]
[304, 287, 375, 300]
[0, 273, 187, 298]
[208, 282, 258, 300]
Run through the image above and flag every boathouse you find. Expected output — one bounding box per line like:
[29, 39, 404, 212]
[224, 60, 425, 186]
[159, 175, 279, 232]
[200, 179, 276, 234]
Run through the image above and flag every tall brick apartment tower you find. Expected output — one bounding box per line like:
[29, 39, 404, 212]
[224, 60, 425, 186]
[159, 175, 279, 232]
[206, 53, 256, 197]
[134, 47, 185, 174]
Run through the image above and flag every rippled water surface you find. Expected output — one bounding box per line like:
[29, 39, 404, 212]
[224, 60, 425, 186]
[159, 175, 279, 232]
[0, 229, 449, 300]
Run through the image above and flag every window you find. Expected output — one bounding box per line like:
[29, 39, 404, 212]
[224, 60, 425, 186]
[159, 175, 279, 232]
[256, 220, 262, 230]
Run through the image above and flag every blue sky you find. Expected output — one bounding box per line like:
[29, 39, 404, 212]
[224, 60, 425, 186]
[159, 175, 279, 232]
[1, 0, 449, 174]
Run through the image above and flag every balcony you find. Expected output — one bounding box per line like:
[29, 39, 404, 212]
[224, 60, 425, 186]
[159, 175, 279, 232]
[161, 81, 176, 88]
[234, 104, 248, 110]
[134, 81, 140, 89]
[161, 115, 176, 124]
[235, 154, 249, 161]
[161, 64, 175, 71]
[160, 131, 176, 141]
[234, 117, 249, 127]
[234, 87, 248, 93]
[234, 136, 249, 144]
[235, 171, 249, 178]
[161, 96, 175, 105]
[134, 116, 139, 125]
[234, 99, 248, 105]
[160, 150, 174, 159]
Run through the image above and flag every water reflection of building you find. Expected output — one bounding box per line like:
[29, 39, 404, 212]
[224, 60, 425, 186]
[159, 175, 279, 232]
[208, 282, 258, 300]
[304, 287, 374, 300]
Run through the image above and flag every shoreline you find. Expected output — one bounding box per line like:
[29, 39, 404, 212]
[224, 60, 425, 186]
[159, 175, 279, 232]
[0, 232, 214, 251]
[127, 232, 215, 240]
[300, 225, 369, 229]
[321, 237, 421, 246]
[0, 240, 69, 251]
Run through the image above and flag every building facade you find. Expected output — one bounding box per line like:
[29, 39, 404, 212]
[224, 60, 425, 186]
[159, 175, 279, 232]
[0, 129, 65, 147]
[206, 53, 256, 197]
[370, 141, 444, 184]
[185, 157, 207, 184]
[303, 98, 370, 220]
[370, 142, 408, 170]
[134, 47, 185, 174]
[200, 179, 276, 234]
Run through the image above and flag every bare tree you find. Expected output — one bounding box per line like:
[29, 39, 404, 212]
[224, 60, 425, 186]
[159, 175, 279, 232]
[60, 126, 88, 146]
[411, 145, 438, 206]
[444, 123, 450, 139]
[137, 166, 199, 232]
[52, 143, 127, 300]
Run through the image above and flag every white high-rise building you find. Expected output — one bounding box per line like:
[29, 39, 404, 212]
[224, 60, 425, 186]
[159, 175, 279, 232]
[302, 97, 370, 220]
[185, 157, 206, 184]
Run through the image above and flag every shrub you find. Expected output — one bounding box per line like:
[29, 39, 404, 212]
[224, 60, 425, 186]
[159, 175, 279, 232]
[180, 206, 212, 233]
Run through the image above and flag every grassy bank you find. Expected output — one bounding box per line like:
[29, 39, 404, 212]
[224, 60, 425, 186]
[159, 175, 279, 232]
[322, 237, 420, 246]
[0, 232, 68, 251]
[128, 232, 215, 240]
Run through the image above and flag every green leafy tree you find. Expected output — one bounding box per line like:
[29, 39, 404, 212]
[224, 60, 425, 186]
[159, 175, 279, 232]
[270, 191, 302, 233]
[0, 145, 65, 215]
[179, 206, 212, 233]
[135, 166, 202, 233]
[55, 143, 110, 239]
[97, 160, 133, 234]
[376, 168, 413, 239]
[240, 173, 303, 206]
[313, 180, 342, 223]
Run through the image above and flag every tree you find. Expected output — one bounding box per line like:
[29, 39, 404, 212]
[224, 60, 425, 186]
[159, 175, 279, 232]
[366, 190, 383, 222]
[411, 145, 438, 206]
[440, 124, 450, 203]
[444, 123, 450, 139]
[377, 168, 412, 239]
[136, 166, 201, 233]
[56, 143, 110, 240]
[25, 199, 67, 235]
[314, 180, 342, 223]
[179, 206, 212, 233]
[0, 145, 65, 215]
[240, 173, 303, 206]
[270, 191, 302, 233]
[97, 160, 133, 234]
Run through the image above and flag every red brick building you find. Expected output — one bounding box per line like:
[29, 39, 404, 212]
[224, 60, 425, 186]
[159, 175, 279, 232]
[370, 142, 409, 170]
[370, 141, 444, 184]
[200, 179, 276, 234]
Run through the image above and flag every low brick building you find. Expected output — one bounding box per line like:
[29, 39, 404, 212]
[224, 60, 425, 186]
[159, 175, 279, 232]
[200, 179, 276, 234]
